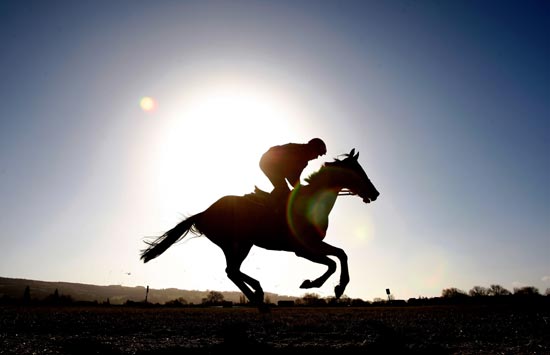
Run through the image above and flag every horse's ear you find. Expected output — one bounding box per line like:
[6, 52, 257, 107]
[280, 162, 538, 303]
[349, 148, 355, 157]
[354, 151, 359, 160]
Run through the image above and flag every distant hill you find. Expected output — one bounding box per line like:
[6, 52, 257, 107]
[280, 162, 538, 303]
[0, 277, 297, 305]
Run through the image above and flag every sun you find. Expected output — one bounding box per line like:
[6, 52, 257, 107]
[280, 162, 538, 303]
[152, 81, 313, 214]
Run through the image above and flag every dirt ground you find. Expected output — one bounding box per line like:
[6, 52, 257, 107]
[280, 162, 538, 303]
[1, 304, 549, 354]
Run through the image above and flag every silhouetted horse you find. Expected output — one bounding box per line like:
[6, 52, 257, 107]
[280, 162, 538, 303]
[141, 149, 379, 307]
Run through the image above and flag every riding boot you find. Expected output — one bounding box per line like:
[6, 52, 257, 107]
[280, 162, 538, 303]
[271, 187, 290, 215]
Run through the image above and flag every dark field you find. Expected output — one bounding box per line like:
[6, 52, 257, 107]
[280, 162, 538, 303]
[1, 305, 549, 354]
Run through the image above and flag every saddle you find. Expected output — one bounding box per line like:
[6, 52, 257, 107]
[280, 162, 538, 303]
[243, 186, 271, 206]
[244, 186, 289, 214]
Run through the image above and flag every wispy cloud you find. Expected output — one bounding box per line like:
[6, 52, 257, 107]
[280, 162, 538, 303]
[542, 276, 550, 283]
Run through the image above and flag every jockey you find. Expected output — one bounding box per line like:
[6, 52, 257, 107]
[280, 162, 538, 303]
[259, 138, 327, 208]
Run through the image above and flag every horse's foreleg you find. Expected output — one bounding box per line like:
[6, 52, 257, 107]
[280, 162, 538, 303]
[295, 252, 336, 289]
[324, 243, 349, 298]
[333, 250, 349, 298]
[296, 242, 349, 299]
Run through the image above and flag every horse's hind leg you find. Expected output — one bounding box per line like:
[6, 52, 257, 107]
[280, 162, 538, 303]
[222, 243, 264, 305]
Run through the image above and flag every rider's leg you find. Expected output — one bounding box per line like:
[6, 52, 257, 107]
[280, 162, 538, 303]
[271, 183, 291, 213]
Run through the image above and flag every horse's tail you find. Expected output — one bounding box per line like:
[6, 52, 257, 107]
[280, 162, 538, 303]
[140, 212, 204, 263]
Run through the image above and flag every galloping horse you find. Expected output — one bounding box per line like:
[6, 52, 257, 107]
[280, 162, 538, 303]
[141, 149, 379, 306]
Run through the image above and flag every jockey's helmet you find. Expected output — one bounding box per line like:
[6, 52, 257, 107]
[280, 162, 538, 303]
[308, 138, 327, 156]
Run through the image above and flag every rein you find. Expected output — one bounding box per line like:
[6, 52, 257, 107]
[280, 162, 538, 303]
[338, 189, 356, 196]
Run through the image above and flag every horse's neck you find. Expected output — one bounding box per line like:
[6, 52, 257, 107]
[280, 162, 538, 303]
[288, 183, 338, 237]
[298, 182, 340, 215]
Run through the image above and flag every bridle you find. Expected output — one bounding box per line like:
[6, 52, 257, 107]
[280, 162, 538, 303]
[338, 189, 356, 196]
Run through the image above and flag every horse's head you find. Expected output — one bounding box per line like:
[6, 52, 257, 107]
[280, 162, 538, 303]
[326, 149, 380, 204]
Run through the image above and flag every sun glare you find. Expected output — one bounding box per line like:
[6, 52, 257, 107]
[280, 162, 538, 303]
[146, 78, 317, 292]
[153, 82, 311, 213]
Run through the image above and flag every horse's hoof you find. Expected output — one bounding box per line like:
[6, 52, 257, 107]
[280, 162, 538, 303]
[300, 280, 312, 289]
[334, 285, 345, 299]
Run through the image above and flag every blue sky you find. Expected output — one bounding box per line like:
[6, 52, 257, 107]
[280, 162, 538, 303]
[1, 0, 548, 301]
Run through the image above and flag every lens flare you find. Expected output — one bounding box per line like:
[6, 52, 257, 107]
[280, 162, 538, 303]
[411, 248, 448, 292]
[352, 222, 374, 244]
[140, 96, 157, 112]
[287, 187, 337, 241]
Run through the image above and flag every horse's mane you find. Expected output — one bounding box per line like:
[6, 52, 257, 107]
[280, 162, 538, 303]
[304, 155, 345, 184]
[304, 165, 326, 184]
[305, 150, 357, 185]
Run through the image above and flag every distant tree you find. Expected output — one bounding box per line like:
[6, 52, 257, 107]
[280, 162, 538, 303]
[301, 293, 325, 306]
[43, 288, 59, 305]
[546, 288, 550, 296]
[43, 288, 73, 305]
[350, 298, 369, 307]
[441, 288, 468, 298]
[407, 297, 428, 306]
[277, 300, 295, 307]
[469, 286, 489, 297]
[238, 294, 247, 304]
[22, 286, 31, 304]
[340, 294, 351, 302]
[165, 297, 188, 307]
[327, 295, 351, 306]
[513, 286, 540, 296]
[202, 291, 224, 305]
[487, 284, 511, 296]
[59, 294, 73, 305]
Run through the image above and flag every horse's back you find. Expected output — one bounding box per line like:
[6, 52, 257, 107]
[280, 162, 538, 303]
[197, 193, 292, 250]
[212, 193, 267, 210]
[200, 194, 270, 230]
